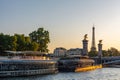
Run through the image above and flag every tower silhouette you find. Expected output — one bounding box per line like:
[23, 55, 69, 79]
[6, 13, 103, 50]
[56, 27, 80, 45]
[91, 26, 96, 51]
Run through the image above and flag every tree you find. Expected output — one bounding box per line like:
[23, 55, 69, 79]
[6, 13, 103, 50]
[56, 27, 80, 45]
[14, 34, 26, 51]
[107, 47, 120, 56]
[0, 33, 5, 53]
[0, 33, 12, 51]
[0, 33, 17, 55]
[88, 51, 98, 57]
[102, 50, 109, 57]
[29, 28, 50, 52]
[9, 36, 17, 51]
[31, 42, 39, 51]
[0, 29, 50, 55]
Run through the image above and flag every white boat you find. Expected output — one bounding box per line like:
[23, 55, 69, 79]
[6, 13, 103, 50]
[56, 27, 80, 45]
[0, 56, 58, 77]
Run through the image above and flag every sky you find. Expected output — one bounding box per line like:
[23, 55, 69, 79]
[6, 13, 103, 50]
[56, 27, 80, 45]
[0, 0, 120, 53]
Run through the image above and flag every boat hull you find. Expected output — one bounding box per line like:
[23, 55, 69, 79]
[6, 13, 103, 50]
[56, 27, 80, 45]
[0, 69, 58, 77]
[58, 66, 75, 72]
[75, 64, 102, 72]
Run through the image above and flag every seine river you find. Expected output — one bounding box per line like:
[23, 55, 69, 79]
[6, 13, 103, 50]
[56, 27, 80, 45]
[1, 68, 120, 80]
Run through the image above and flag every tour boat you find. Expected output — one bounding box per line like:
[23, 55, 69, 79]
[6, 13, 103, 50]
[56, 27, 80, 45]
[0, 56, 58, 77]
[58, 56, 102, 72]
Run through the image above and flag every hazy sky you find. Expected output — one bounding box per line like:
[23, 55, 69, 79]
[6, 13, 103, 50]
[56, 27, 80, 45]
[1, 0, 120, 52]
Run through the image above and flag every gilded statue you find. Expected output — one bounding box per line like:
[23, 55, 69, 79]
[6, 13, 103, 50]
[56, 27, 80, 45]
[84, 34, 88, 40]
[99, 40, 102, 44]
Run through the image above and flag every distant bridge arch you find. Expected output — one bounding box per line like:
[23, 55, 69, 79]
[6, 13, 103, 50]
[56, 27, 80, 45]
[101, 56, 120, 64]
[103, 59, 120, 65]
[91, 56, 120, 65]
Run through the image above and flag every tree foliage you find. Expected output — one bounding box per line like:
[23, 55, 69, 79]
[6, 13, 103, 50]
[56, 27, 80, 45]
[107, 47, 120, 56]
[0, 27, 50, 55]
[0, 33, 17, 55]
[88, 47, 120, 57]
[102, 50, 109, 57]
[102, 47, 120, 57]
[29, 28, 50, 52]
[88, 51, 98, 57]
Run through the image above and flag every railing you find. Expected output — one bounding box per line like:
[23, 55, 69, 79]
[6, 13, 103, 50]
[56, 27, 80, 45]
[0, 68, 58, 77]
[103, 59, 120, 65]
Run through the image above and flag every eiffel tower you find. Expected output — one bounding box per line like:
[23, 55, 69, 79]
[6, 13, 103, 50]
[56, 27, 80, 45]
[91, 26, 96, 51]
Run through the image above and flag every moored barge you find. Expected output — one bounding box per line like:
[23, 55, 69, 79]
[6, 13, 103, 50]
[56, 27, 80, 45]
[0, 57, 58, 77]
[58, 56, 102, 72]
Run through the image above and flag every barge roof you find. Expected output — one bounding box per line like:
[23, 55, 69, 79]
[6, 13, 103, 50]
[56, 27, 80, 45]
[0, 56, 57, 63]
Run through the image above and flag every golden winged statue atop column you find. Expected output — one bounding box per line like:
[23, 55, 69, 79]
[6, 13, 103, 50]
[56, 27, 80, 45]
[84, 34, 88, 40]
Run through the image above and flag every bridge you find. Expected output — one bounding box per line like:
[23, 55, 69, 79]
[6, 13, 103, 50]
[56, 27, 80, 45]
[102, 56, 120, 63]
[92, 56, 120, 67]
[101, 56, 120, 64]
[101, 56, 120, 67]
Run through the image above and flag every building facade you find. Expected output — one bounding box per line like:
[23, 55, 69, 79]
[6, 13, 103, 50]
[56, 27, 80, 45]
[53, 47, 67, 57]
[67, 48, 83, 57]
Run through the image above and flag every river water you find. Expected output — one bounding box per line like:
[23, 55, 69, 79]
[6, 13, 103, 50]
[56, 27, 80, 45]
[1, 68, 120, 80]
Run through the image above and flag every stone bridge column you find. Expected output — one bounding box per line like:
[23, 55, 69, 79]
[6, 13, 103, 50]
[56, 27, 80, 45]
[98, 40, 102, 58]
[98, 40, 103, 64]
[82, 34, 88, 56]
